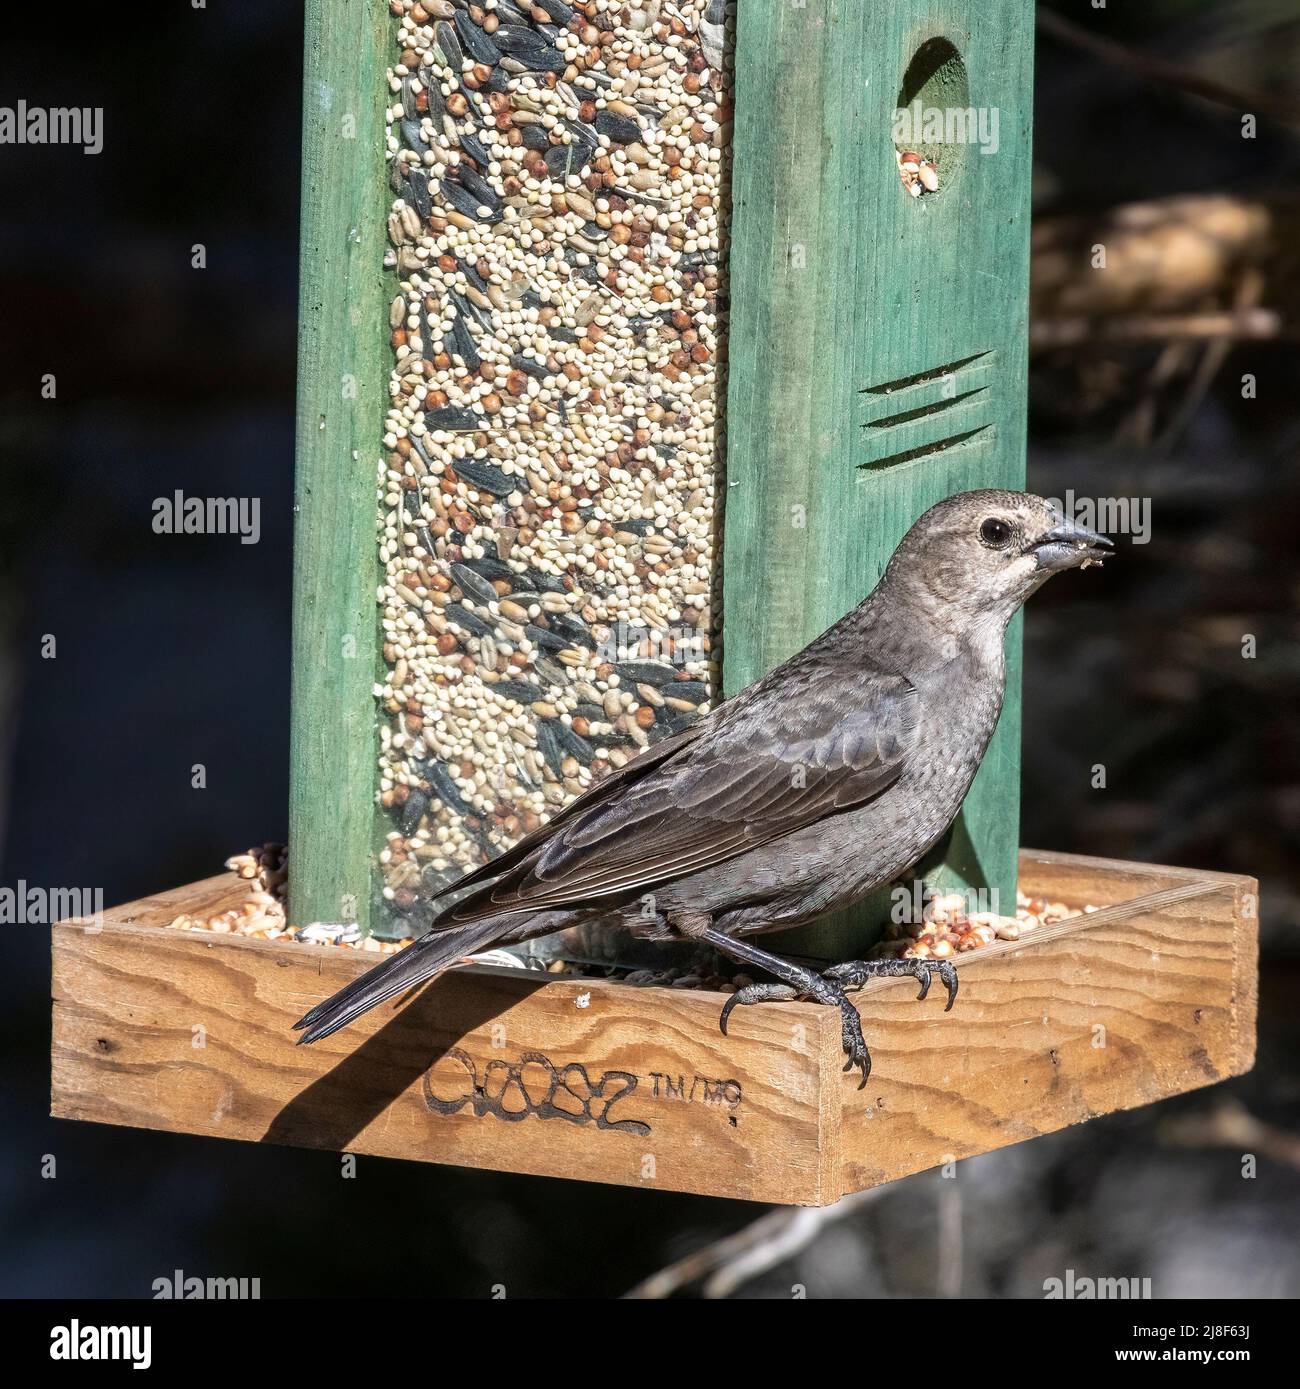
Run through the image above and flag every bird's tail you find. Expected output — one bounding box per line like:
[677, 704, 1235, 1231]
[293, 917, 509, 1045]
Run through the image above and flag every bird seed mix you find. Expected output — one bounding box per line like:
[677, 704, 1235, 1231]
[374, 0, 733, 929]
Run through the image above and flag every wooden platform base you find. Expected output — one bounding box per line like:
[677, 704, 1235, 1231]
[50, 851, 1257, 1205]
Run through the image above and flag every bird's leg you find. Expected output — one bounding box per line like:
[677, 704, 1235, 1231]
[687, 925, 958, 1089]
[690, 926, 875, 1086]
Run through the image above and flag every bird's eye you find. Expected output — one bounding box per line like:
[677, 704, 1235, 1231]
[979, 517, 1013, 548]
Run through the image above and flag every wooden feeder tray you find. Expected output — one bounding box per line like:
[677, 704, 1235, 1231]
[50, 849, 1255, 1205]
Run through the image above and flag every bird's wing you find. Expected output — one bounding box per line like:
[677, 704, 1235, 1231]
[438, 662, 918, 924]
[427, 719, 707, 903]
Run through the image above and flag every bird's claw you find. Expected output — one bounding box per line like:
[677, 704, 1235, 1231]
[825, 956, 959, 1012]
[838, 1003, 872, 1088]
[719, 982, 798, 1036]
[716, 978, 873, 1088]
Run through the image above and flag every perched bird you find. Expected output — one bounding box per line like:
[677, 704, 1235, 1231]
[296, 490, 1111, 1082]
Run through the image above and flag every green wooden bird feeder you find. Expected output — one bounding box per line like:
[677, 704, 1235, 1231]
[287, 0, 1034, 953]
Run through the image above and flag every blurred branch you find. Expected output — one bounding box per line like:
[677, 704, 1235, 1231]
[1116, 339, 1195, 447]
[1154, 268, 1265, 450]
[1159, 1097, 1300, 1170]
[1037, 9, 1300, 127]
[1030, 193, 1295, 426]
[1033, 307, 1282, 349]
[1031, 195, 1286, 338]
[622, 1187, 885, 1299]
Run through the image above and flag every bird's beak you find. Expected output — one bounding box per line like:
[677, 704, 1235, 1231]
[1026, 518, 1114, 571]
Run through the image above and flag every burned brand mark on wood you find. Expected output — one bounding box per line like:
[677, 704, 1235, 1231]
[422, 1048, 650, 1135]
[647, 1072, 742, 1108]
[421, 1050, 746, 1134]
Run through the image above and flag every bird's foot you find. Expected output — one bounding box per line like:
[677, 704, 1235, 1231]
[824, 956, 959, 1011]
[719, 971, 873, 1087]
[717, 956, 958, 1089]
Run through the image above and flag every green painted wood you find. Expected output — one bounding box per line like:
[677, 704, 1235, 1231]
[287, 0, 391, 934]
[724, 1, 1035, 953]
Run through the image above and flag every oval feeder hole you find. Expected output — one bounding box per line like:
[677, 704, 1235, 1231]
[893, 37, 970, 202]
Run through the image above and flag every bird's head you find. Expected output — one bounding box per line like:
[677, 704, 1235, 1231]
[882, 489, 1112, 632]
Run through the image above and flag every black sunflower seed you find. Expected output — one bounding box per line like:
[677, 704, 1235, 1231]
[526, 623, 571, 653]
[446, 314, 481, 371]
[424, 760, 474, 817]
[458, 129, 490, 165]
[400, 117, 429, 153]
[450, 562, 498, 604]
[616, 660, 677, 687]
[456, 256, 489, 293]
[441, 177, 503, 224]
[399, 788, 429, 836]
[491, 680, 543, 706]
[425, 405, 483, 432]
[508, 41, 566, 74]
[455, 163, 500, 209]
[564, 118, 599, 152]
[523, 567, 567, 594]
[584, 731, 628, 749]
[535, 720, 566, 776]
[424, 79, 446, 124]
[556, 724, 594, 765]
[544, 143, 591, 180]
[595, 109, 640, 144]
[667, 681, 709, 705]
[492, 25, 547, 56]
[446, 604, 493, 638]
[405, 168, 432, 220]
[549, 613, 596, 650]
[435, 21, 463, 70]
[451, 458, 515, 498]
[510, 353, 550, 380]
[454, 10, 501, 64]
[462, 556, 517, 583]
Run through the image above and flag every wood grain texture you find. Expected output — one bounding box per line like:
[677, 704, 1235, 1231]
[838, 857, 1257, 1195]
[50, 852, 1255, 1205]
[288, 0, 392, 934]
[52, 904, 838, 1206]
[723, 1, 1036, 953]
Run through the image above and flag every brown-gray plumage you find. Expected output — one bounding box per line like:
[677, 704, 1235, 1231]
[296, 490, 1111, 1081]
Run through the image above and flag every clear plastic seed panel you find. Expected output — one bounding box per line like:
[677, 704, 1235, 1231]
[376, 0, 732, 935]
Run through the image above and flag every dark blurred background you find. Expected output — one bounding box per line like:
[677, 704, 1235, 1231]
[2, 0, 1298, 1297]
